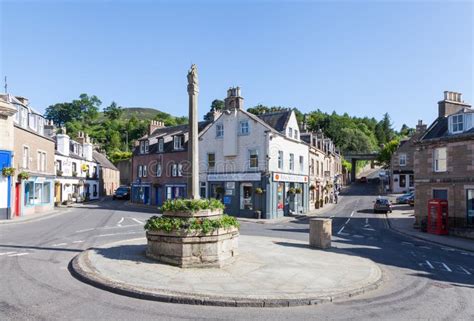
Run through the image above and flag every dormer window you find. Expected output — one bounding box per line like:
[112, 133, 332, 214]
[158, 138, 164, 152]
[451, 114, 464, 133]
[173, 135, 184, 150]
[288, 127, 293, 137]
[294, 130, 298, 139]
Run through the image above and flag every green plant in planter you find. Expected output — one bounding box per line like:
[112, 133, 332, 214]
[144, 214, 240, 234]
[56, 169, 63, 176]
[18, 171, 30, 180]
[72, 171, 78, 177]
[160, 198, 225, 213]
[287, 187, 296, 195]
[295, 187, 302, 194]
[255, 187, 264, 194]
[2, 167, 15, 177]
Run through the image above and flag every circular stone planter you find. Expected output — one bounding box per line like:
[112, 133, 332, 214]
[162, 208, 224, 218]
[146, 227, 239, 268]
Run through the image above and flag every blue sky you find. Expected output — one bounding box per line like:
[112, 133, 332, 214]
[1, 0, 472, 129]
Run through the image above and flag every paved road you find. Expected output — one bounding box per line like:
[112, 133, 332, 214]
[1, 183, 473, 321]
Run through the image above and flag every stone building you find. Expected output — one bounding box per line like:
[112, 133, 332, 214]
[301, 129, 342, 210]
[199, 87, 309, 219]
[414, 91, 474, 237]
[131, 120, 211, 205]
[93, 151, 120, 196]
[0, 95, 17, 219]
[390, 120, 427, 193]
[9, 95, 55, 217]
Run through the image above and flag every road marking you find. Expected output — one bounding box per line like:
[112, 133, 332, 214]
[8, 253, 29, 257]
[72, 240, 84, 244]
[96, 231, 143, 238]
[362, 227, 375, 231]
[441, 263, 452, 272]
[459, 266, 471, 275]
[350, 211, 355, 217]
[0, 252, 17, 256]
[441, 247, 456, 252]
[75, 228, 94, 233]
[418, 246, 431, 250]
[425, 260, 434, 269]
[337, 226, 345, 235]
[51, 243, 67, 247]
[402, 242, 414, 246]
[353, 235, 365, 238]
[131, 218, 144, 225]
[117, 217, 124, 226]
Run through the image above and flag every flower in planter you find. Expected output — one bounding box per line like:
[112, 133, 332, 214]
[18, 171, 30, 180]
[2, 167, 15, 177]
[255, 187, 264, 194]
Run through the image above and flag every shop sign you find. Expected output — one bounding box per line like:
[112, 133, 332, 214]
[273, 172, 308, 183]
[226, 182, 236, 189]
[208, 173, 261, 182]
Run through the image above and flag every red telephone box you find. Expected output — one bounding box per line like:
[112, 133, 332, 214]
[427, 199, 448, 235]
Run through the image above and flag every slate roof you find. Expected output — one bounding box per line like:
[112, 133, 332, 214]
[256, 110, 293, 132]
[421, 112, 474, 142]
[134, 121, 211, 155]
[93, 151, 119, 171]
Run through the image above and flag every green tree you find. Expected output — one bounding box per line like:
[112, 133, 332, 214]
[103, 101, 123, 120]
[377, 138, 400, 168]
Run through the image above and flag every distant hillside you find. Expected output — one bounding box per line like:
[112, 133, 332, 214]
[120, 107, 163, 120]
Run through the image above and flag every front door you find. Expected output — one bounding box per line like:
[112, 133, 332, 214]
[0, 151, 11, 219]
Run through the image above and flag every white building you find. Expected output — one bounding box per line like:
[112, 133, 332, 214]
[50, 129, 100, 204]
[199, 87, 309, 219]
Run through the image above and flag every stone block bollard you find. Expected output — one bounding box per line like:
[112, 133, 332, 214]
[309, 218, 332, 249]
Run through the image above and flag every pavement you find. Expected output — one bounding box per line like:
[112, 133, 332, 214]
[386, 204, 474, 253]
[71, 235, 382, 307]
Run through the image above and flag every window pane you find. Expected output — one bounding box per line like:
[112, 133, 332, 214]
[42, 183, 50, 203]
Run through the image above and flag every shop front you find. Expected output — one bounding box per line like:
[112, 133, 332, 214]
[207, 172, 263, 218]
[19, 175, 54, 216]
[131, 181, 151, 205]
[0, 150, 12, 219]
[267, 172, 308, 219]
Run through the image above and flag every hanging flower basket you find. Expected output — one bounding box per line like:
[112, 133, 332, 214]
[309, 184, 316, 191]
[287, 188, 296, 195]
[295, 187, 302, 194]
[255, 187, 264, 195]
[215, 186, 225, 194]
[2, 167, 15, 177]
[81, 164, 89, 172]
[18, 171, 30, 181]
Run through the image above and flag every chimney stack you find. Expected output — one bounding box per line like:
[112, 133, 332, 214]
[438, 91, 470, 118]
[149, 120, 165, 135]
[415, 120, 427, 134]
[224, 86, 244, 110]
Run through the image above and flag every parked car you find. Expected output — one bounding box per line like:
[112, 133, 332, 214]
[396, 192, 414, 204]
[113, 186, 131, 200]
[359, 176, 368, 183]
[408, 195, 415, 207]
[374, 198, 393, 213]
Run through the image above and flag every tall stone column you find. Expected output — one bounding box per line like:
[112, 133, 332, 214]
[187, 64, 200, 199]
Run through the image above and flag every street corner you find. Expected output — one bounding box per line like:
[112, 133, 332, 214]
[69, 235, 383, 307]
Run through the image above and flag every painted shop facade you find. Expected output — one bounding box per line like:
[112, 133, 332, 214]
[198, 88, 309, 219]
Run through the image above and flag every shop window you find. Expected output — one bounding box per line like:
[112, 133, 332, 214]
[249, 149, 258, 168]
[467, 190, 474, 225]
[42, 183, 51, 203]
[24, 181, 34, 205]
[399, 175, 406, 188]
[240, 183, 253, 210]
[200, 182, 207, 199]
[277, 183, 284, 210]
[35, 183, 42, 204]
